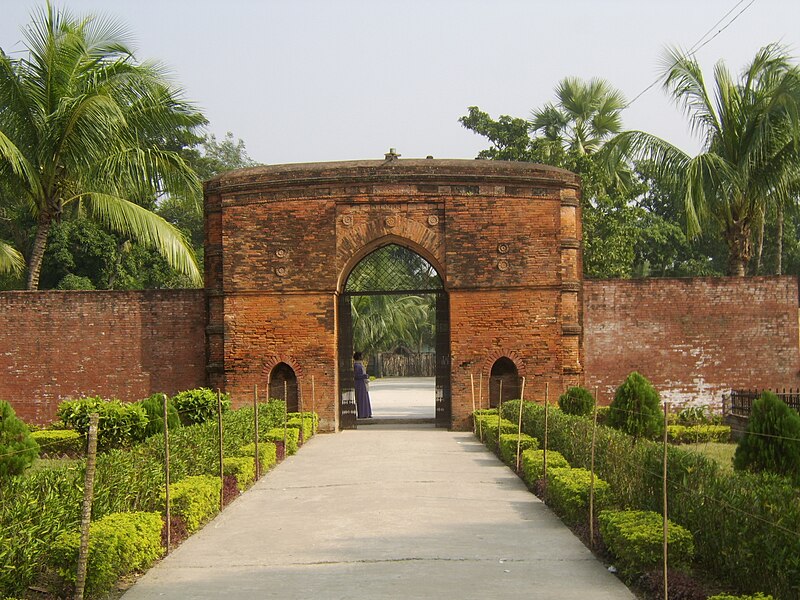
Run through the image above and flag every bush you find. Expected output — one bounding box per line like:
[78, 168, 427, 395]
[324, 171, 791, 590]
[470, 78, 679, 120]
[547, 467, 610, 524]
[172, 388, 231, 426]
[733, 391, 800, 481]
[558, 386, 596, 417]
[0, 401, 39, 477]
[707, 594, 774, 600]
[667, 424, 731, 444]
[50, 511, 163, 597]
[238, 442, 278, 474]
[30, 429, 83, 457]
[57, 397, 148, 450]
[287, 413, 315, 442]
[266, 427, 300, 455]
[169, 475, 221, 533]
[595, 405, 611, 426]
[676, 405, 713, 425]
[498, 433, 538, 467]
[608, 372, 664, 440]
[598, 509, 694, 575]
[520, 448, 569, 486]
[474, 414, 518, 448]
[223, 456, 255, 492]
[137, 393, 181, 438]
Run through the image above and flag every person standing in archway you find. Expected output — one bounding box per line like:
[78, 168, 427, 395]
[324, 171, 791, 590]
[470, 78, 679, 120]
[353, 352, 372, 418]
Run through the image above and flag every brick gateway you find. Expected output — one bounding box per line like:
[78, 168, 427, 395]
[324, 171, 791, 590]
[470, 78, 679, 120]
[204, 159, 584, 431]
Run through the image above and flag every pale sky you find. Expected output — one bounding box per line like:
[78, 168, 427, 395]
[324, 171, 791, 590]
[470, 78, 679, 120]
[2, 0, 800, 165]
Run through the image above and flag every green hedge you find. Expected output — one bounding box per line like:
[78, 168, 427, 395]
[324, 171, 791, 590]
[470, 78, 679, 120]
[547, 467, 610, 524]
[50, 511, 163, 597]
[266, 427, 300, 456]
[172, 388, 231, 426]
[498, 433, 538, 467]
[519, 448, 569, 486]
[707, 594, 774, 600]
[169, 475, 221, 533]
[474, 415, 518, 448]
[57, 397, 148, 450]
[30, 429, 83, 457]
[238, 442, 278, 474]
[223, 457, 255, 492]
[598, 509, 694, 574]
[287, 412, 317, 441]
[501, 400, 800, 599]
[667, 424, 731, 444]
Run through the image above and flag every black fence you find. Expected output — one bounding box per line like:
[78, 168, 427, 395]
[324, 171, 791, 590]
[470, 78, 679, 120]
[371, 352, 435, 378]
[726, 389, 800, 418]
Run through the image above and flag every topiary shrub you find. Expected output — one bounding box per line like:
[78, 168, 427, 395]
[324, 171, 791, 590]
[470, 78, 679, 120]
[0, 401, 39, 477]
[733, 391, 800, 481]
[172, 388, 231, 426]
[265, 427, 300, 455]
[137, 393, 181, 438]
[558, 386, 596, 417]
[30, 429, 83, 457]
[475, 416, 518, 448]
[608, 372, 664, 440]
[287, 413, 314, 442]
[168, 475, 221, 532]
[50, 511, 163, 597]
[238, 442, 278, 474]
[546, 467, 610, 524]
[598, 509, 694, 575]
[57, 396, 148, 450]
[498, 433, 538, 467]
[223, 456, 255, 492]
[519, 448, 569, 486]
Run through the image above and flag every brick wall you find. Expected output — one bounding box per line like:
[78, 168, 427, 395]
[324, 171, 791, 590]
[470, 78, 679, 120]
[584, 276, 800, 408]
[0, 290, 206, 424]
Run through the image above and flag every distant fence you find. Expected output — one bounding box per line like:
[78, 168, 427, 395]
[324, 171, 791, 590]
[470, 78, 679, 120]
[725, 389, 800, 418]
[373, 352, 435, 377]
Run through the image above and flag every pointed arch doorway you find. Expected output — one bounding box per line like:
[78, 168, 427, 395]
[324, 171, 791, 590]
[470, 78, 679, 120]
[337, 243, 450, 429]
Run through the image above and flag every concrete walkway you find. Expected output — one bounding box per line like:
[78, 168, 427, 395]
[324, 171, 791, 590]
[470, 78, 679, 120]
[369, 377, 435, 419]
[123, 425, 633, 599]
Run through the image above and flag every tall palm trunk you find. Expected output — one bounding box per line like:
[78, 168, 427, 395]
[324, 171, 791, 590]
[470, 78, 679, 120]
[726, 219, 752, 277]
[26, 210, 53, 290]
[754, 208, 765, 275]
[776, 203, 783, 275]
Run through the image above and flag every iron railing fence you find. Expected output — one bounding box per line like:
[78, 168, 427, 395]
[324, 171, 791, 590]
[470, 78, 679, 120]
[725, 389, 800, 418]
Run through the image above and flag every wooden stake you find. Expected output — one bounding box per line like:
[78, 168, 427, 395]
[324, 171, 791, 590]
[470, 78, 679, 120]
[470, 372, 476, 435]
[515, 376, 526, 472]
[254, 384, 260, 480]
[589, 389, 599, 547]
[311, 375, 316, 434]
[217, 390, 224, 511]
[497, 379, 503, 452]
[163, 394, 171, 554]
[663, 402, 670, 600]
[478, 372, 484, 442]
[75, 413, 99, 600]
[283, 380, 288, 451]
[543, 383, 549, 485]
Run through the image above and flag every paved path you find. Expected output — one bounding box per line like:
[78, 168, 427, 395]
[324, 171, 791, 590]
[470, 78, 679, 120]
[123, 424, 633, 599]
[369, 377, 435, 419]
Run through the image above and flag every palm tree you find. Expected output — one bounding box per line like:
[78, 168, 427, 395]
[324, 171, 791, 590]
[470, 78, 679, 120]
[0, 4, 204, 289]
[611, 44, 800, 276]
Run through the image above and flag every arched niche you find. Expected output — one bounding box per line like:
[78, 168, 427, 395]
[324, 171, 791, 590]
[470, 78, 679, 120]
[269, 362, 299, 412]
[489, 357, 521, 407]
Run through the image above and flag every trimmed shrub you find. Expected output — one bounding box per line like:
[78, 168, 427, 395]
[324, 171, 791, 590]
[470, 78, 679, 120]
[595, 405, 611, 426]
[608, 372, 664, 440]
[172, 388, 231, 426]
[558, 386, 595, 417]
[498, 433, 538, 467]
[238, 442, 278, 473]
[0, 400, 39, 476]
[138, 393, 181, 438]
[223, 456, 255, 492]
[598, 509, 694, 575]
[667, 424, 731, 444]
[520, 448, 569, 486]
[707, 595, 774, 600]
[475, 415, 518, 448]
[169, 475, 221, 532]
[50, 511, 163, 597]
[287, 413, 314, 442]
[57, 397, 148, 450]
[547, 467, 610, 524]
[266, 427, 300, 455]
[733, 391, 800, 481]
[30, 429, 83, 457]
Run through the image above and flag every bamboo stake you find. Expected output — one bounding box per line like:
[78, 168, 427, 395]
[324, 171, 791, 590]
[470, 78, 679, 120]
[163, 395, 171, 554]
[589, 387, 599, 547]
[478, 373, 484, 442]
[663, 402, 670, 600]
[543, 383, 549, 485]
[298, 378, 304, 444]
[283, 380, 288, 451]
[497, 379, 503, 452]
[515, 376, 526, 472]
[217, 390, 224, 511]
[254, 384, 260, 480]
[470, 373, 476, 435]
[75, 413, 99, 600]
[311, 375, 316, 435]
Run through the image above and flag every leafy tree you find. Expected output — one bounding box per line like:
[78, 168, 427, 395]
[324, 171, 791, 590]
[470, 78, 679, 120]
[0, 400, 39, 477]
[733, 391, 800, 481]
[558, 386, 596, 416]
[0, 4, 205, 289]
[611, 44, 800, 275]
[608, 372, 664, 441]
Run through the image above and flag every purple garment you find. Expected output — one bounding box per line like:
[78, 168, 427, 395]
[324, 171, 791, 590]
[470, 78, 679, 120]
[354, 361, 372, 418]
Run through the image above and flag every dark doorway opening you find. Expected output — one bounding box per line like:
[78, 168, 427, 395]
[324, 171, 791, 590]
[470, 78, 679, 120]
[489, 357, 521, 407]
[269, 362, 298, 412]
[337, 243, 450, 429]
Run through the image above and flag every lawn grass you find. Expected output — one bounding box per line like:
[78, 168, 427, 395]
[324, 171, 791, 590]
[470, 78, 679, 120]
[683, 442, 736, 472]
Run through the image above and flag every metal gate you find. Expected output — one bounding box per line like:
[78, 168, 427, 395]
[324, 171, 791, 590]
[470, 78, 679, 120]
[338, 243, 450, 430]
